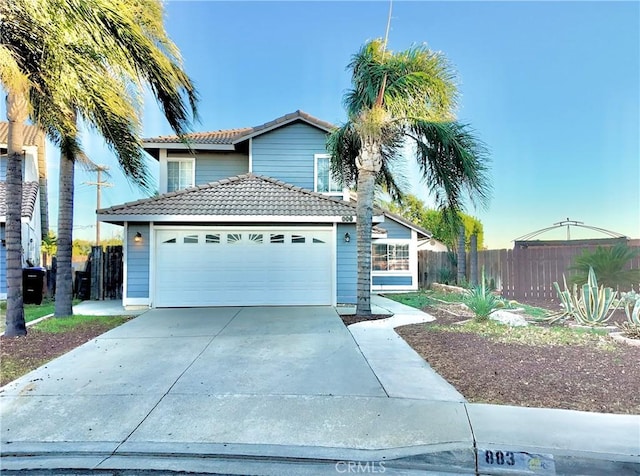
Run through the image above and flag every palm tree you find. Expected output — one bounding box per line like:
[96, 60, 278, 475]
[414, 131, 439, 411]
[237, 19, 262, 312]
[327, 39, 491, 315]
[1, 0, 197, 331]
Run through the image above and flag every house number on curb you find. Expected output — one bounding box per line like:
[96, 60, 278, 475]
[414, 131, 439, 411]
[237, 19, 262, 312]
[477, 448, 556, 474]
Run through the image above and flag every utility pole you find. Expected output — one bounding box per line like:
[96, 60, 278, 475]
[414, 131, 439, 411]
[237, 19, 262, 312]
[84, 165, 112, 246]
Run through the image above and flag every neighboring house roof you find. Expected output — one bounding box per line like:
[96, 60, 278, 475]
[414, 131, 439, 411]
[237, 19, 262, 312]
[143, 110, 335, 149]
[98, 173, 358, 224]
[0, 123, 41, 147]
[0, 181, 39, 222]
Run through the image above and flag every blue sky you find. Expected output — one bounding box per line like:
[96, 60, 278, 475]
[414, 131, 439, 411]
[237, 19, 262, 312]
[5, 1, 639, 248]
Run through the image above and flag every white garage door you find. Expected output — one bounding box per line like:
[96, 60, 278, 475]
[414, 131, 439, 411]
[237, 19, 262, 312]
[154, 227, 333, 307]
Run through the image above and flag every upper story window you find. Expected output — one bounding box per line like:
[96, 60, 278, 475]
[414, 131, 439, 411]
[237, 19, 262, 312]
[167, 158, 194, 192]
[314, 154, 342, 195]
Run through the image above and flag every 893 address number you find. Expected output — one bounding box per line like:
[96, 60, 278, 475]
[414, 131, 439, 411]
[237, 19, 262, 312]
[478, 448, 556, 474]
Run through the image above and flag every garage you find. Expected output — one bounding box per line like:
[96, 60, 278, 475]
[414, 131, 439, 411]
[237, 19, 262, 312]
[154, 227, 333, 307]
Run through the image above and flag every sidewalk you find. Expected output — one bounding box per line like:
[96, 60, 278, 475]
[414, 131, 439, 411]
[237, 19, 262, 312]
[343, 294, 640, 475]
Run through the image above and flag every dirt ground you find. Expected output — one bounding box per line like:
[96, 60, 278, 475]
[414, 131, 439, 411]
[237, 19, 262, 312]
[386, 299, 640, 415]
[0, 320, 129, 387]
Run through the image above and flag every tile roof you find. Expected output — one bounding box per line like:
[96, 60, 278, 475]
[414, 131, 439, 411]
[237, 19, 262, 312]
[98, 174, 357, 220]
[143, 110, 335, 146]
[0, 181, 39, 221]
[0, 123, 42, 147]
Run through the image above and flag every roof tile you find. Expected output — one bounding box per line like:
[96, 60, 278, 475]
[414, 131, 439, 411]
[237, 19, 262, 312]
[98, 174, 356, 218]
[0, 123, 42, 147]
[0, 181, 39, 220]
[143, 110, 335, 145]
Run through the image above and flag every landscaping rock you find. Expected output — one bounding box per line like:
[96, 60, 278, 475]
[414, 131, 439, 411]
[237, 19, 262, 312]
[431, 283, 467, 295]
[490, 310, 528, 327]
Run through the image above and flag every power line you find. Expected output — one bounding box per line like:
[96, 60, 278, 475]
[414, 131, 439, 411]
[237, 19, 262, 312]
[83, 165, 113, 245]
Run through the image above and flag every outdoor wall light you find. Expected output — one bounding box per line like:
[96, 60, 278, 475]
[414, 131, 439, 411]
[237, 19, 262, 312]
[1, 239, 5, 247]
[344, 232, 351, 243]
[134, 232, 142, 243]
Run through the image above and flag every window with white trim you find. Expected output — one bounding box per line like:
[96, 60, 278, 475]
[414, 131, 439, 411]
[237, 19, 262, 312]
[314, 154, 342, 194]
[372, 243, 410, 271]
[167, 159, 194, 192]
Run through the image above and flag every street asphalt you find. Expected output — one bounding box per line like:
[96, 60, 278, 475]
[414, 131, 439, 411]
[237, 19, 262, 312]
[0, 298, 638, 475]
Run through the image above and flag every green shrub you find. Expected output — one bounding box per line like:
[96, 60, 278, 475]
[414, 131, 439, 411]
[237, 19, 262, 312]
[569, 244, 640, 291]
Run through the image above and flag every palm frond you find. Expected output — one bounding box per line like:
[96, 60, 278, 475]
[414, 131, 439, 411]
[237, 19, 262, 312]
[409, 120, 492, 213]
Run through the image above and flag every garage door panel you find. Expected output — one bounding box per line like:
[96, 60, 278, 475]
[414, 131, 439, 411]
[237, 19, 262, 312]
[154, 228, 332, 307]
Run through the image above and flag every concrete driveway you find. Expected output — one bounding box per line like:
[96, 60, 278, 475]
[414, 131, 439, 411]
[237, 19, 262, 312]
[1, 306, 473, 473]
[2, 305, 638, 475]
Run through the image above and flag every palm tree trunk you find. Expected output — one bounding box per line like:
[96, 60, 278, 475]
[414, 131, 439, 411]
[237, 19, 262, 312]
[4, 92, 28, 336]
[355, 138, 382, 316]
[355, 169, 376, 315]
[54, 140, 75, 317]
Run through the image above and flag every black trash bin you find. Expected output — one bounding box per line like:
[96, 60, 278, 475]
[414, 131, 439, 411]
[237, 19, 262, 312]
[74, 271, 91, 300]
[23, 267, 46, 305]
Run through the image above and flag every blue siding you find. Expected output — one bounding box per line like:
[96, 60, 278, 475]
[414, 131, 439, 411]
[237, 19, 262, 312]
[372, 275, 413, 286]
[0, 156, 5, 180]
[383, 218, 412, 239]
[252, 122, 327, 189]
[0, 224, 5, 295]
[127, 224, 150, 298]
[336, 223, 357, 304]
[195, 153, 249, 184]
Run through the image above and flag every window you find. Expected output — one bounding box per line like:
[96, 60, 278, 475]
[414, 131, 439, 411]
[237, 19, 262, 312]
[373, 243, 410, 271]
[206, 234, 220, 244]
[183, 234, 198, 244]
[248, 233, 263, 244]
[315, 154, 342, 194]
[292, 235, 305, 244]
[167, 159, 194, 192]
[270, 234, 285, 244]
[227, 233, 242, 244]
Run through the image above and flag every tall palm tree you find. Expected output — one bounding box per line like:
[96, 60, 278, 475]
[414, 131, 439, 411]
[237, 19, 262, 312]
[1, 0, 197, 332]
[328, 39, 491, 315]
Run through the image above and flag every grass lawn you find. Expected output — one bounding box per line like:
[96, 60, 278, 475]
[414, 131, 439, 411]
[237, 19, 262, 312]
[0, 299, 82, 333]
[0, 314, 132, 387]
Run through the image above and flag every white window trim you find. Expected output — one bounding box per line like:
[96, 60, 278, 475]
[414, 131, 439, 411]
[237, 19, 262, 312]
[371, 239, 413, 275]
[314, 153, 342, 196]
[159, 152, 195, 193]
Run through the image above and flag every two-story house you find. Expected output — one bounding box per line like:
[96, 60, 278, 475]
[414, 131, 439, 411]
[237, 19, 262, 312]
[98, 111, 431, 308]
[0, 122, 47, 299]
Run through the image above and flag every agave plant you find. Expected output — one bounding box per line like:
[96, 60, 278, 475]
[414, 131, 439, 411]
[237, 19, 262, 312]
[464, 267, 498, 321]
[619, 290, 640, 325]
[553, 267, 619, 326]
[617, 290, 640, 339]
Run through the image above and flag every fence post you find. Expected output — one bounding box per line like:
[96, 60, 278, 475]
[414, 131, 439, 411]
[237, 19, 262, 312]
[457, 226, 466, 285]
[469, 234, 478, 286]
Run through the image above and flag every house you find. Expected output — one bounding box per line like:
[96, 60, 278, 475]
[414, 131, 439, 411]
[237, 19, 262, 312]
[98, 111, 432, 308]
[0, 123, 48, 299]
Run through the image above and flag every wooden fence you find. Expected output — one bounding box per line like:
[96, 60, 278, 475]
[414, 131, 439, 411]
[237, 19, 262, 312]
[419, 243, 640, 299]
[84, 245, 123, 300]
